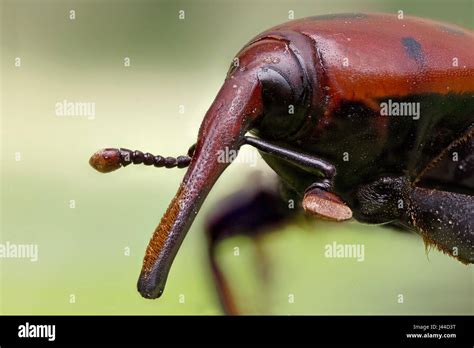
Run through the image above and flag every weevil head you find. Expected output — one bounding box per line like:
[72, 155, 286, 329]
[137, 37, 312, 299]
[230, 37, 313, 140]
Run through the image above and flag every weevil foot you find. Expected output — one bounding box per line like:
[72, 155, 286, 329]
[302, 186, 352, 222]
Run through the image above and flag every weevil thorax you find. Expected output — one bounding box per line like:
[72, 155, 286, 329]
[228, 36, 312, 140]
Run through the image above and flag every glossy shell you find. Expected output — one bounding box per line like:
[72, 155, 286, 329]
[245, 13, 474, 197]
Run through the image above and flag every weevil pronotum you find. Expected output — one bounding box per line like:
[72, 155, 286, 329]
[90, 13, 473, 314]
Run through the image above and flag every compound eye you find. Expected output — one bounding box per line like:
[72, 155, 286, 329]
[257, 67, 303, 139]
[259, 67, 293, 113]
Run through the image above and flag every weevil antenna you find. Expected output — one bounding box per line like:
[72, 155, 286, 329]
[89, 145, 196, 173]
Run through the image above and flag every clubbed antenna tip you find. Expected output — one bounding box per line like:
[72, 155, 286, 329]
[89, 148, 122, 173]
[89, 146, 195, 173]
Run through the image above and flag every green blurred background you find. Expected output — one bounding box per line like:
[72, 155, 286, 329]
[1, 0, 472, 315]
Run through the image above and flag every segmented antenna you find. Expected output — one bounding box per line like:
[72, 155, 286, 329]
[89, 144, 196, 173]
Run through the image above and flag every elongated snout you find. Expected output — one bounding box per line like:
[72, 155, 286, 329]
[137, 74, 263, 298]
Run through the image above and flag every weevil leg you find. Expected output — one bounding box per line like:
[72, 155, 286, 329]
[407, 186, 473, 263]
[409, 127, 473, 263]
[242, 136, 336, 179]
[302, 184, 353, 222]
[242, 136, 351, 220]
[205, 175, 298, 314]
[242, 137, 349, 222]
[416, 126, 474, 192]
[354, 176, 473, 264]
